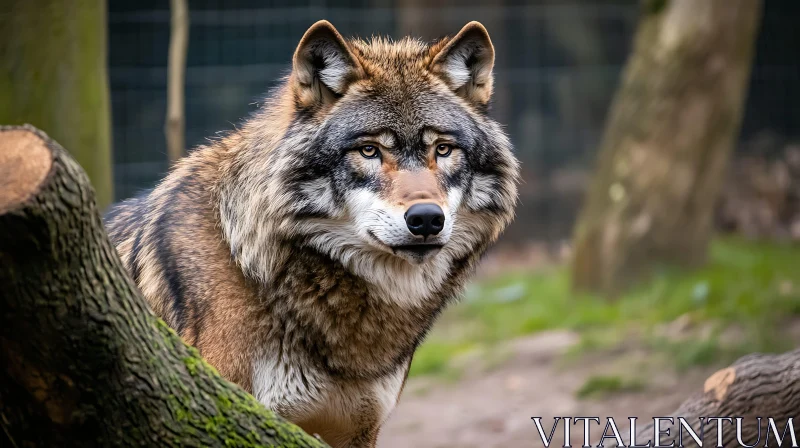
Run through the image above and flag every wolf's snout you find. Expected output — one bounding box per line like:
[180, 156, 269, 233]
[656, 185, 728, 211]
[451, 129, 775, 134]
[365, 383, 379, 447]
[404, 203, 445, 237]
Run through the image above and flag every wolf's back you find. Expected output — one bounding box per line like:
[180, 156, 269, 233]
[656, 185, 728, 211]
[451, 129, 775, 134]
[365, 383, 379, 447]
[102, 177, 208, 336]
[104, 192, 151, 273]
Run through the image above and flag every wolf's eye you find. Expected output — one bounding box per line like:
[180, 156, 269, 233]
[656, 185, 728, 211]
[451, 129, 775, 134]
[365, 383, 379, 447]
[436, 144, 453, 158]
[359, 145, 380, 159]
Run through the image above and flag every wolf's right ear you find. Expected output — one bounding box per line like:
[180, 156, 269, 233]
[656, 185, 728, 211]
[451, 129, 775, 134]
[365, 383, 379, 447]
[292, 21, 363, 108]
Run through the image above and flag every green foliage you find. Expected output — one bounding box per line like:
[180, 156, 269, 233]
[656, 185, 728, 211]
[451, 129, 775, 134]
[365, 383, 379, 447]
[576, 375, 644, 399]
[411, 237, 800, 378]
[408, 341, 472, 377]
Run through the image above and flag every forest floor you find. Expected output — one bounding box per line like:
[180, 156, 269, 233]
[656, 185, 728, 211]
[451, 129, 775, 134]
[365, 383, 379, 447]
[379, 330, 716, 448]
[378, 237, 800, 448]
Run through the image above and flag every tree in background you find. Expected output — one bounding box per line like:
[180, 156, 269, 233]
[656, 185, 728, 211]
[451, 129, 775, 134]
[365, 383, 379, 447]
[572, 0, 762, 296]
[166, 0, 189, 166]
[0, 0, 113, 209]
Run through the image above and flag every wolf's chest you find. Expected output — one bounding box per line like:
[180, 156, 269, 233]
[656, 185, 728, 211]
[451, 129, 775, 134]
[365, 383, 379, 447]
[251, 351, 407, 443]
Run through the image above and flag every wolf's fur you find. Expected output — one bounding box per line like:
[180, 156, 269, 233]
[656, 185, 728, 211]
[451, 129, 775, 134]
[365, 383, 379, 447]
[105, 20, 519, 447]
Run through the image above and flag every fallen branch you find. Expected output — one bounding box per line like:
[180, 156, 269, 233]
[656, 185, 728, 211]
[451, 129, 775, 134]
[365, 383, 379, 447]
[614, 349, 799, 447]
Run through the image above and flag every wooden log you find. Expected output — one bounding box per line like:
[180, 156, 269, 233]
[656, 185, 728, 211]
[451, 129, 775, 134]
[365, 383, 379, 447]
[613, 349, 799, 447]
[0, 125, 326, 447]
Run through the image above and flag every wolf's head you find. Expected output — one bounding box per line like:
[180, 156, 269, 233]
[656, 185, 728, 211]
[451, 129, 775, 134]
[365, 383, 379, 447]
[219, 21, 519, 302]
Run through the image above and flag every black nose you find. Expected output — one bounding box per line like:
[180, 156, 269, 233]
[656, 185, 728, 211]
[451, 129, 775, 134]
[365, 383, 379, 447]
[405, 203, 445, 238]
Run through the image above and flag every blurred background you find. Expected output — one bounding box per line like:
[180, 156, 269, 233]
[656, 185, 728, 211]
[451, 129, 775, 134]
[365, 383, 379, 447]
[2, 1, 799, 446]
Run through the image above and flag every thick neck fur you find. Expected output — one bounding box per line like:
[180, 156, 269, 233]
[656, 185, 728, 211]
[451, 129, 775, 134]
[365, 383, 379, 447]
[258, 240, 475, 380]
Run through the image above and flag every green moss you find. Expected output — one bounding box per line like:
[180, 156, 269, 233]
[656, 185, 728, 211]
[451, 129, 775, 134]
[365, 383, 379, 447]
[206, 390, 323, 447]
[201, 357, 221, 376]
[184, 357, 199, 376]
[175, 406, 191, 422]
[155, 317, 180, 349]
[165, 389, 319, 447]
[217, 394, 233, 410]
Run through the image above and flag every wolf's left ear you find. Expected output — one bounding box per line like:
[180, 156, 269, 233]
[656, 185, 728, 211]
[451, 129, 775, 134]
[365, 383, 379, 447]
[430, 21, 495, 108]
[292, 20, 363, 107]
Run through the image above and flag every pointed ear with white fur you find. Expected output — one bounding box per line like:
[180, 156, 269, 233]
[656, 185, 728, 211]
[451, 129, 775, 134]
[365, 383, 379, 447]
[430, 21, 495, 108]
[292, 20, 363, 108]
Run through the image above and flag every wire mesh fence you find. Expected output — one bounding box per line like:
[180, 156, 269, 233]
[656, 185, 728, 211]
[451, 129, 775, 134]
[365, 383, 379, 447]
[108, 0, 800, 244]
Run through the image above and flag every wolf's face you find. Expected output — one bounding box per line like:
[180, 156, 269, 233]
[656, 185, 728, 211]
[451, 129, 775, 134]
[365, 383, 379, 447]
[221, 21, 519, 295]
[311, 83, 493, 265]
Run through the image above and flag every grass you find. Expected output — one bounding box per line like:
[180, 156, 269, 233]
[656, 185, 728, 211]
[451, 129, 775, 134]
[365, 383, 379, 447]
[408, 237, 800, 378]
[575, 375, 645, 399]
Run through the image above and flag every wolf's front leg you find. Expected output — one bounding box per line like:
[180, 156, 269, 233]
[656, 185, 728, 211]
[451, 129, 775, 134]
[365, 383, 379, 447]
[297, 420, 379, 448]
[291, 398, 383, 448]
[345, 426, 380, 448]
[326, 400, 386, 448]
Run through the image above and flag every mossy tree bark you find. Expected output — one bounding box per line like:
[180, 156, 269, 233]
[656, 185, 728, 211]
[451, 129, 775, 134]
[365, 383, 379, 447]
[571, 0, 762, 296]
[0, 125, 326, 447]
[0, 0, 114, 209]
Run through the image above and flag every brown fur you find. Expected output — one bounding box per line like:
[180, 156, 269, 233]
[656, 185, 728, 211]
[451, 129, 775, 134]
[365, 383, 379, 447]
[105, 20, 519, 448]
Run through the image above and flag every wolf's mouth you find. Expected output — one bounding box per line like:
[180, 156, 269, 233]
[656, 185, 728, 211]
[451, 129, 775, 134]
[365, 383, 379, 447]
[391, 244, 444, 257]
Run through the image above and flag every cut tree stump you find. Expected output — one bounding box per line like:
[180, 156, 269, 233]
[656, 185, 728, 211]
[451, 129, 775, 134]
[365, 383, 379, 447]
[0, 125, 326, 447]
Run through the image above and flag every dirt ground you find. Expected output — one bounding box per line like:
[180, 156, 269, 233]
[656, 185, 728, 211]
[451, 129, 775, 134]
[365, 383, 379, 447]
[378, 331, 716, 448]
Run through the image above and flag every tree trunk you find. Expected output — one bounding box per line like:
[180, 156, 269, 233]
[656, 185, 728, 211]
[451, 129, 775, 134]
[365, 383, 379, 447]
[571, 0, 762, 296]
[166, 0, 189, 165]
[0, 125, 325, 447]
[0, 0, 114, 209]
[611, 349, 800, 447]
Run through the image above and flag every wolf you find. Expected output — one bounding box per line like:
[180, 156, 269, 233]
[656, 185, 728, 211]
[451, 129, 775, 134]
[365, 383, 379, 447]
[105, 20, 519, 447]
